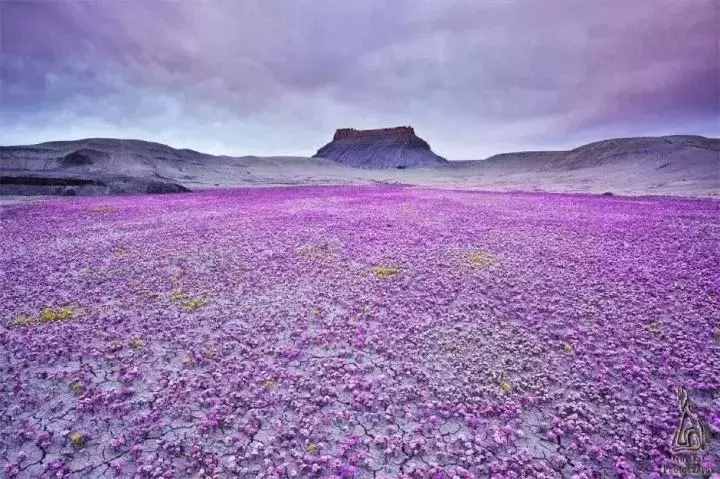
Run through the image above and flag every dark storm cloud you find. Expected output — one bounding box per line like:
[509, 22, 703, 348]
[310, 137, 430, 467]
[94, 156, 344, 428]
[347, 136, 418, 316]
[1, 0, 717, 158]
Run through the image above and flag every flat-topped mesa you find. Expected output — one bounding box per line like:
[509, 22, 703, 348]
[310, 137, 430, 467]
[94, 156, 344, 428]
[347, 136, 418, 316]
[315, 126, 447, 169]
[333, 126, 416, 141]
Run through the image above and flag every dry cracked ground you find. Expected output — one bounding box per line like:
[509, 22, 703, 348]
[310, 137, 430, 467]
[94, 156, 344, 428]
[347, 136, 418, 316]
[1, 186, 719, 478]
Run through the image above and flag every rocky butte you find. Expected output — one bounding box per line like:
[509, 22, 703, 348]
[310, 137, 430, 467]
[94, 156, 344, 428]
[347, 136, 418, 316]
[313, 126, 448, 169]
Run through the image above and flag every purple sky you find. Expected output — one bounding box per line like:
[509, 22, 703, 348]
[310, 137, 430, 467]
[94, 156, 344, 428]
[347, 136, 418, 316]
[1, 1, 717, 159]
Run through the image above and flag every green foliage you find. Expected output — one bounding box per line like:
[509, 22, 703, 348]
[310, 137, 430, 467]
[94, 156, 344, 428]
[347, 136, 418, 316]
[69, 431, 86, 448]
[182, 297, 207, 311]
[494, 371, 512, 395]
[11, 314, 36, 327]
[69, 381, 85, 396]
[170, 290, 187, 302]
[645, 321, 662, 336]
[371, 265, 400, 279]
[170, 290, 208, 312]
[500, 380, 513, 394]
[40, 307, 74, 323]
[262, 379, 277, 390]
[10, 307, 75, 327]
[467, 250, 496, 268]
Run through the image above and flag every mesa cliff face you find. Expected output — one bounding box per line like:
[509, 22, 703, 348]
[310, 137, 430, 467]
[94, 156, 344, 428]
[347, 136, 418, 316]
[313, 126, 447, 169]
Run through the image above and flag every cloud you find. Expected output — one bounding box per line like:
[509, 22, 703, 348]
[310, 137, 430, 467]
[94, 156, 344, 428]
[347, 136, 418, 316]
[1, 0, 717, 159]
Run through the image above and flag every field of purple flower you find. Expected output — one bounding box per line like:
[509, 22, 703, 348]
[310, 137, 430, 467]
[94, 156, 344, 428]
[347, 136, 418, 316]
[1, 186, 719, 478]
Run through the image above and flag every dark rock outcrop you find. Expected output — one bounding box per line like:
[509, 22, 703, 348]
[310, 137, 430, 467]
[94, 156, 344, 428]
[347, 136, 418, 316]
[0, 176, 104, 187]
[0, 138, 203, 196]
[145, 180, 190, 194]
[313, 126, 447, 169]
[0, 175, 189, 196]
[60, 148, 110, 167]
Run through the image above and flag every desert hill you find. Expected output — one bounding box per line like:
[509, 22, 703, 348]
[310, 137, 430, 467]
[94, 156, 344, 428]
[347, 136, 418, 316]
[1, 134, 717, 197]
[313, 126, 447, 169]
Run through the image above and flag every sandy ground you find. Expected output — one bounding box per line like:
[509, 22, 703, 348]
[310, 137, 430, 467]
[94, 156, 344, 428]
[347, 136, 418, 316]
[179, 158, 720, 198]
[0, 195, 57, 206]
